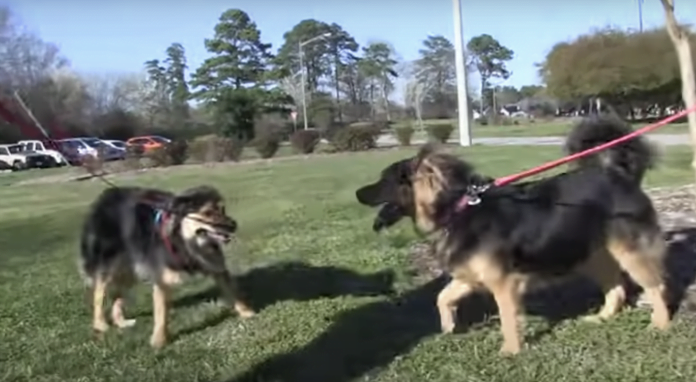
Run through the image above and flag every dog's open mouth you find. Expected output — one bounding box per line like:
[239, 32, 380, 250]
[373, 202, 407, 232]
[197, 228, 233, 244]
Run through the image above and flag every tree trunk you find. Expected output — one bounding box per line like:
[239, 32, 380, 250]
[333, 55, 343, 122]
[382, 82, 391, 122]
[660, 0, 696, 181]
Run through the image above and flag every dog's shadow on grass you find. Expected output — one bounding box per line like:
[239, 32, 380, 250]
[224, 228, 696, 382]
[164, 261, 396, 340]
[225, 275, 447, 382]
[662, 227, 696, 314]
[173, 261, 397, 313]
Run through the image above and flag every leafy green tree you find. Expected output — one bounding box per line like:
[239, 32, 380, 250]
[325, 23, 358, 122]
[189, 8, 279, 140]
[337, 55, 370, 120]
[275, 19, 332, 94]
[519, 85, 545, 99]
[538, 27, 690, 117]
[415, 35, 457, 118]
[164, 43, 190, 121]
[493, 85, 522, 106]
[466, 34, 514, 111]
[359, 41, 399, 121]
[275, 19, 359, 124]
[142, 59, 169, 125]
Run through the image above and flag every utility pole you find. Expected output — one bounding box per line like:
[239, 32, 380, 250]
[452, 0, 472, 146]
[638, 0, 644, 32]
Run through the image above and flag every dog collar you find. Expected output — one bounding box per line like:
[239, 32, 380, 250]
[454, 184, 491, 211]
[153, 209, 185, 267]
[153, 209, 164, 225]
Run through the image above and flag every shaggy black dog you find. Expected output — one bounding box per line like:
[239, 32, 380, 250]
[356, 116, 669, 355]
[79, 185, 255, 348]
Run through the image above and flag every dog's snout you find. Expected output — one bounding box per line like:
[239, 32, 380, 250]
[356, 183, 383, 206]
[228, 218, 238, 232]
[372, 217, 386, 232]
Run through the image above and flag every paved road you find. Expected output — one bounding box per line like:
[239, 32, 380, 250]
[375, 133, 692, 147]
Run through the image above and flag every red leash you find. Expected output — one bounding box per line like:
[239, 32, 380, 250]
[495, 105, 696, 187]
[456, 105, 696, 211]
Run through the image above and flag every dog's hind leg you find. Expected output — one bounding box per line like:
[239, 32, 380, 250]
[214, 271, 255, 318]
[607, 234, 670, 330]
[579, 250, 626, 323]
[92, 275, 110, 333]
[110, 277, 137, 329]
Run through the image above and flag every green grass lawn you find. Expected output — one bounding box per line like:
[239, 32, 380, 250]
[471, 122, 690, 138]
[392, 119, 690, 138]
[2, 145, 696, 382]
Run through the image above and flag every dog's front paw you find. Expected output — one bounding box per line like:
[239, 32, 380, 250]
[440, 319, 456, 334]
[499, 342, 521, 356]
[150, 332, 168, 349]
[235, 303, 256, 318]
[580, 314, 604, 324]
[92, 320, 110, 333]
[115, 318, 137, 329]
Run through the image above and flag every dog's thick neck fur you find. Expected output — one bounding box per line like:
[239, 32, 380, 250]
[414, 151, 492, 229]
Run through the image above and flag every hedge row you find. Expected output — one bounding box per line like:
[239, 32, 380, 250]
[98, 122, 455, 172]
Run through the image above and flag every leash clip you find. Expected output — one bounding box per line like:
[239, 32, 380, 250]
[466, 196, 481, 205]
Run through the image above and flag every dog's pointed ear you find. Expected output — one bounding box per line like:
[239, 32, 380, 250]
[411, 143, 439, 171]
[168, 185, 221, 215]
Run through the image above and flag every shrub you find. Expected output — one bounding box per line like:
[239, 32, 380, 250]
[252, 133, 281, 159]
[145, 147, 169, 167]
[331, 125, 380, 152]
[189, 136, 245, 163]
[164, 140, 189, 165]
[143, 140, 189, 167]
[426, 123, 455, 143]
[393, 125, 415, 146]
[319, 121, 348, 143]
[122, 145, 144, 170]
[125, 145, 145, 158]
[289, 129, 321, 154]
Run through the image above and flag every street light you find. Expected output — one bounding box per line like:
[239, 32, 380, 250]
[299, 32, 331, 130]
[452, 0, 472, 146]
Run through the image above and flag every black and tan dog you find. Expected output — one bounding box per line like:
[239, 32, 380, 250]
[356, 116, 670, 355]
[79, 185, 255, 348]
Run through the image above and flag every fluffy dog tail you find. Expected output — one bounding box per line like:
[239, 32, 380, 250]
[564, 115, 657, 184]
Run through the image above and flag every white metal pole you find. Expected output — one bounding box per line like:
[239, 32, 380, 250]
[453, 0, 472, 146]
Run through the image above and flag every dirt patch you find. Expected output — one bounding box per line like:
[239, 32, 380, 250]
[408, 185, 696, 318]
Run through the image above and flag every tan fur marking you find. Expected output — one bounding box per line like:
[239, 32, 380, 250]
[488, 277, 522, 355]
[437, 279, 474, 333]
[110, 274, 137, 329]
[446, 250, 526, 355]
[150, 282, 170, 348]
[607, 237, 670, 330]
[160, 268, 183, 286]
[92, 276, 109, 332]
[214, 272, 255, 318]
[412, 157, 448, 233]
[579, 249, 626, 322]
[111, 297, 136, 329]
